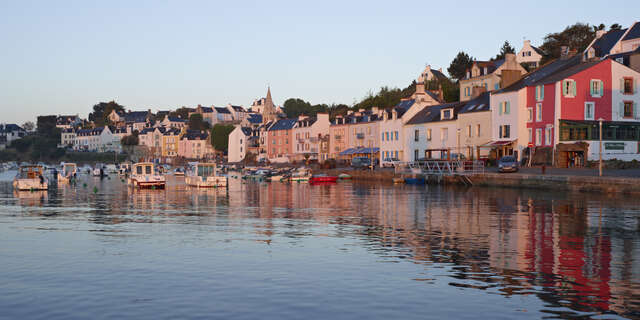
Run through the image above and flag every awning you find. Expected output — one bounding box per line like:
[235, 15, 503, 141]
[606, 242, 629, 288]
[479, 140, 515, 147]
[339, 147, 380, 155]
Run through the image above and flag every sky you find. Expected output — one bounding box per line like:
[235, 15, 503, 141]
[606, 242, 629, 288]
[1, 0, 639, 124]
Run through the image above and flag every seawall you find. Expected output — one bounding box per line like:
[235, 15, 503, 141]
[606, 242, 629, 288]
[316, 168, 640, 194]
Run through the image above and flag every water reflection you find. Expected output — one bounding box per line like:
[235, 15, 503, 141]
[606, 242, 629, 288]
[1, 173, 638, 319]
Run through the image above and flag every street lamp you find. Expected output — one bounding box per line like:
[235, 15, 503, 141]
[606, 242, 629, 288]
[598, 118, 604, 177]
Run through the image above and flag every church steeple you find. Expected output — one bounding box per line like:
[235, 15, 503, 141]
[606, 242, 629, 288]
[262, 86, 277, 124]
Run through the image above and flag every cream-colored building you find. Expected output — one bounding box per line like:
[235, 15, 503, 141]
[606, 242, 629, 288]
[516, 40, 544, 69]
[460, 53, 526, 101]
[456, 92, 492, 159]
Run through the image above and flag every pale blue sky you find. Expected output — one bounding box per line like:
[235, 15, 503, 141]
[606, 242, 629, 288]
[1, 0, 638, 124]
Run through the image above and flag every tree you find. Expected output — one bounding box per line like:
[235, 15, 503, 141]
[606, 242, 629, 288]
[169, 107, 192, 120]
[22, 121, 35, 132]
[88, 101, 125, 127]
[539, 23, 595, 64]
[121, 135, 139, 146]
[36, 115, 58, 137]
[210, 124, 235, 152]
[282, 98, 329, 118]
[593, 23, 606, 32]
[494, 41, 516, 61]
[610, 23, 622, 31]
[448, 51, 474, 81]
[188, 114, 209, 131]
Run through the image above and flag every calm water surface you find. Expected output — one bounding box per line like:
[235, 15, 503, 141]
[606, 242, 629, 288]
[0, 171, 638, 319]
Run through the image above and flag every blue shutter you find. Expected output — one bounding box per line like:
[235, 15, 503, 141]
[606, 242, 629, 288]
[590, 80, 594, 96]
[571, 81, 577, 96]
[506, 101, 511, 114]
[541, 85, 544, 101]
[599, 80, 604, 96]
[535, 86, 539, 100]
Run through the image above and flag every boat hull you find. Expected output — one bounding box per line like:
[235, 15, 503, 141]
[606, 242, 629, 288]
[404, 178, 426, 185]
[185, 176, 227, 188]
[13, 179, 48, 191]
[128, 177, 166, 189]
[310, 176, 338, 183]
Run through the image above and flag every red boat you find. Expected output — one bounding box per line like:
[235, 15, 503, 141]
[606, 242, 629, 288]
[309, 174, 338, 183]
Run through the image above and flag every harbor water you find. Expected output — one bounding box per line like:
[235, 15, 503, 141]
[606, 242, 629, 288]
[0, 171, 638, 319]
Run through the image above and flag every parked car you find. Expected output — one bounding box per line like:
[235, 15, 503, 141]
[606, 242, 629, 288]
[351, 157, 373, 169]
[382, 157, 400, 168]
[498, 156, 519, 173]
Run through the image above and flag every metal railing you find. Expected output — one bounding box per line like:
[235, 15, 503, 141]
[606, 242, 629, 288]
[394, 160, 485, 176]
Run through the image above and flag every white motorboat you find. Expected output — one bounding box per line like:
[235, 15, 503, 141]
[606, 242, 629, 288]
[118, 163, 131, 175]
[13, 165, 48, 191]
[57, 162, 77, 183]
[286, 167, 312, 182]
[185, 162, 227, 188]
[127, 162, 166, 189]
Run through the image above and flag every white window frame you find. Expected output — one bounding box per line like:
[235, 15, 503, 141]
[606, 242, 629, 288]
[590, 79, 603, 98]
[584, 102, 595, 120]
[426, 129, 432, 141]
[476, 124, 481, 137]
[527, 108, 533, 122]
[527, 128, 532, 143]
[535, 103, 542, 122]
[545, 127, 552, 145]
[467, 125, 472, 137]
[563, 79, 576, 98]
[535, 128, 542, 146]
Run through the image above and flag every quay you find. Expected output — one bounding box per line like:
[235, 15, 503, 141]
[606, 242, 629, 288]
[317, 163, 640, 195]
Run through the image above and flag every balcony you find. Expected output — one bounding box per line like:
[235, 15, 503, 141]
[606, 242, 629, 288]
[356, 133, 365, 139]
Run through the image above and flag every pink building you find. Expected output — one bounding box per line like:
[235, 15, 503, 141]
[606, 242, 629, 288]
[178, 131, 214, 159]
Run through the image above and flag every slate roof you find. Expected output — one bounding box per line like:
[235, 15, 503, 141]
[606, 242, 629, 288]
[430, 69, 448, 80]
[77, 127, 107, 136]
[622, 22, 640, 41]
[535, 60, 602, 86]
[388, 99, 416, 118]
[268, 119, 298, 131]
[240, 127, 253, 136]
[405, 102, 465, 125]
[139, 127, 155, 135]
[459, 92, 490, 114]
[230, 105, 244, 112]
[1, 124, 24, 132]
[494, 55, 582, 94]
[591, 29, 627, 57]
[199, 106, 213, 113]
[531, 45, 546, 56]
[181, 131, 209, 140]
[124, 111, 149, 123]
[163, 127, 181, 135]
[247, 114, 263, 124]
[425, 90, 443, 102]
[167, 116, 186, 122]
[215, 107, 231, 114]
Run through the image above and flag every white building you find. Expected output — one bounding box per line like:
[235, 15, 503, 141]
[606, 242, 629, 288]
[291, 113, 331, 162]
[74, 127, 120, 152]
[456, 92, 492, 159]
[228, 126, 252, 163]
[0, 124, 26, 146]
[404, 102, 464, 161]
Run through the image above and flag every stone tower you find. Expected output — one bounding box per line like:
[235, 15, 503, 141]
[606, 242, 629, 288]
[262, 87, 277, 124]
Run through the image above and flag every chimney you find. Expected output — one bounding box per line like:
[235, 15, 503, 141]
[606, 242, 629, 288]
[471, 86, 487, 99]
[392, 109, 397, 120]
[501, 69, 523, 88]
[560, 46, 570, 59]
[505, 53, 516, 63]
[524, 39, 531, 47]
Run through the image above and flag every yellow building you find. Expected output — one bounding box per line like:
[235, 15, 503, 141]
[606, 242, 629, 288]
[161, 127, 182, 157]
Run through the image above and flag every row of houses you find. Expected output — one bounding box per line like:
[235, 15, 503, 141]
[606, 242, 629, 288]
[229, 23, 640, 167]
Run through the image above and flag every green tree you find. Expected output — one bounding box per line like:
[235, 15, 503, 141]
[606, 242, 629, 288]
[210, 124, 235, 152]
[539, 23, 595, 64]
[610, 23, 622, 31]
[188, 113, 209, 131]
[169, 107, 192, 120]
[494, 41, 516, 61]
[22, 121, 35, 132]
[282, 98, 329, 118]
[593, 23, 606, 31]
[88, 101, 126, 127]
[448, 51, 474, 81]
[121, 135, 139, 146]
[36, 115, 59, 138]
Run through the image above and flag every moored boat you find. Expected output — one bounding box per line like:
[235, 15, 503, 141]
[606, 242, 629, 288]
[57, 162, 77, 183]
[286, 168, 312, 182]
[127, 162, 166, 189]
[309, 174, 338, 183]
[13, 165, 48, 191]
[185, 162, 227, 188]
[404, 177, 426, 185]
[338, 173, 352, 180]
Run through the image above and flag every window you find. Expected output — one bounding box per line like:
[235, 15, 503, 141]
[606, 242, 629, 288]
[414, 149, 419, 161]
[467, 125, 472, 137]
[426, 129, 432, 141]
[584, 102, 595, 120]
[535, 85, 544, 101]
[395, 150, 399, 158]
[385, 132, 389, 141]
[590, 80, 603, 97]
[394, 131, 398, 140]
[476, 124, 481, 137]
[536, 103, 542, 122]
[414, 130, 419, 141]
[499, 125, 510, 138]
[535, 128, 542, 146]
[442, 109, 452, 119]
[499, 101, 510, 115]
[527, 128, 532, 142]
[623, 101, 634, 118]
[527, 108, 533, 122]
[441, 128, 448, 141]
[563, 80, 576, 97]
[381, 132, 384, 141]
[545, 127, 552, 145]
[623, 78, 634, 94]
[494, 83, 500, 90]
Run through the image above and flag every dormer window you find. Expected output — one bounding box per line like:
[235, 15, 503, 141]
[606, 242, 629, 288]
[483, 67, 488, 75]
[441, 109, 453, 120]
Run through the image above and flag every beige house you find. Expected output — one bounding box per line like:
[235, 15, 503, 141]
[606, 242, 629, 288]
[516, 40, 544, 69]
[460, 53, 526, 101]
[456, 92, 492, 159]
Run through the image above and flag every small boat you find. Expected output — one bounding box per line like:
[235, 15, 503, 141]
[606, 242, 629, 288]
[57, 162, 78, 183]
[392, 177, 405, 184]
[128, 162, 166, 189]
[13, 165, 48, 191]
[338, 173, 352, 180]
[310, 174, 338, 183]
[118, 163, 131, 176]
[105, 164, 118, 174]
[92, 164, 104, 177]
[287, 168, 312, 182]
[404, 177, 426, 185]
[185, 162, 227, 188]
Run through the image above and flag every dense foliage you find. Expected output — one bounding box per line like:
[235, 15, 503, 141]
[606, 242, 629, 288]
[210, 124, 235, 152]
[447, 51, 474, 81]
[88, 101, 126, 127]
[282, 98, 330, 118]
[493, 41, 516, 61]
[188, 113, 210, 131]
